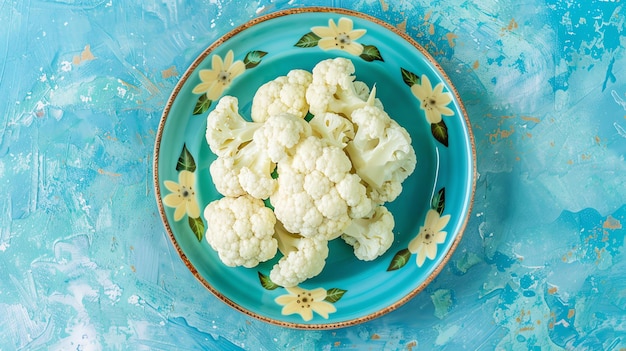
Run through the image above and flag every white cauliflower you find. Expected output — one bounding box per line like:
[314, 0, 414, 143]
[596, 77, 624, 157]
[251, 69, 313, 122]
[253, 112, 312, 163]
[204, 195, 278, 268]
[203, 57, 417, 286]
[206, 96, 262, 158]
[270, 135, 373, 240]
[346, 104, 416, 204]
[309, 112, 354, 149]
[270, 220, 329, 287]
[206, 97, 277, 199]
[208, 136, 277, 199]
[306, 57, 372, 118]
[341, 206, 395, 261]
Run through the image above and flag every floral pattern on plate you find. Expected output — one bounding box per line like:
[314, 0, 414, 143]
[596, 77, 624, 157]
[259, 272, 346, 321]
[408, 209, 451, 267]
[401, 68, 454, 146]
[162, 145, 205, 241]
[275, 286, 338, 321]
[387, 188, 449, 271]
[191, 49, 267, 115]
[295, 17, 384, 62]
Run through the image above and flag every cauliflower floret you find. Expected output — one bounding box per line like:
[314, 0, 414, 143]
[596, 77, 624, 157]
[206, 96, 262, 158]
[209, 97, 309, 200]
[270, 136, 373, 240]
[251, 69, 313, 122]
[209, 157, 245, 197]
[204, 195, 278, 268]
[341, 206, 395, 261]
[269, 221, 329, 287]
[209, 137, 277, 199]
[309, 112, 354, 149]
[346, 104, 416, 204]
[335, 173, 373, 219]
[306, 57, 371, 118]
[253, 112, 312, 163]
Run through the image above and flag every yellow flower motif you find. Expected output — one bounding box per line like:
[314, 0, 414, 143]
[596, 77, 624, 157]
[275, 286, 337, 321]
[192, 50, 246, 100]
[163, 170, 200, 221]
[410, 75, 454, 124]
[311, 18, 367, 56]
[408, 209, 451, 267]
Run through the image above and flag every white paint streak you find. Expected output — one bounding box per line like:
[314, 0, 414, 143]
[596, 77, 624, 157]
[96, 203, 113, 231]
[611, 90, 626, 110]
[96, 270, 122, 302]
[435, 325, 460, 345]
[615, 122, 626, 138]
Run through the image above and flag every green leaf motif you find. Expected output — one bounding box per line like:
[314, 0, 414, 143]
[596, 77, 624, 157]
[258, 272, 281, 290]
[359, 44, 384, 62]
[304, 111, 314, 122]
[263, 198, 274, 211]
[432, 188, 446, 215]
[400, 67, 420, 87]
[431, 120, 449, 147]
[244, 50, 268, 69]
[188, 216, 205, 242]
[324, 288, 347, 303]
[387, 248, 411, 271]
[193, 94, 212, 115]
[294, 32, 321, 48]
[176, 144, 197, 172]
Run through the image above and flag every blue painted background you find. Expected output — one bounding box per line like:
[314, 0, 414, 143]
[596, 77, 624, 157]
[1, 0, 625, 350]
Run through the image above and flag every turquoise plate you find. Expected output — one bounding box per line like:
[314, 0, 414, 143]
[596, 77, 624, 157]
[154, 7, 476, 329]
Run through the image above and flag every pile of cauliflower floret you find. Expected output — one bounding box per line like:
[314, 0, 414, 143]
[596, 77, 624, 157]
[203, 57, 416, 287]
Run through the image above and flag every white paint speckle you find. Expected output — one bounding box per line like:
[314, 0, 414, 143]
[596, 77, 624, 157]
[60, 61, 73, 72]
[12, 153, 32, 173]
[117, 86, 127, 98]
[104, 284, 122, 301]
[128, 295, 140, 305]
[35, 100, 47, 112]
[49, 107, 63, 121]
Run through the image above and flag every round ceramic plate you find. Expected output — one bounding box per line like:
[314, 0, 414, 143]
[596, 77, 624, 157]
[154, 7, 475, 329]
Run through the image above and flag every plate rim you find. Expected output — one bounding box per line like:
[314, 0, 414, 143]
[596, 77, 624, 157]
[153, 6, 477, 330]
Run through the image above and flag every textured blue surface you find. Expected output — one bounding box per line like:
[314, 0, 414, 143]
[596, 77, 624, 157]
[1, 0, 625, 350]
